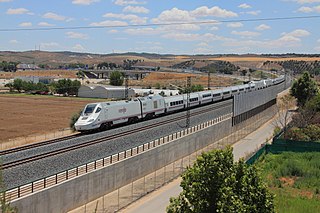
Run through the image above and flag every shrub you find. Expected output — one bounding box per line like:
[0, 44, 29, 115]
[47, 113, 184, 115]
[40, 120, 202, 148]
[70, 110, 82, 131]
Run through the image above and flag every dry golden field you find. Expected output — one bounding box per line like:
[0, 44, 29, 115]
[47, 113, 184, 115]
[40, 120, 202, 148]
[0, 94, 97, 142]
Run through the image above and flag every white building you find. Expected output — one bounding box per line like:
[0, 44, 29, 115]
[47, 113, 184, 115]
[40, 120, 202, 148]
[78, 85, 135, 99]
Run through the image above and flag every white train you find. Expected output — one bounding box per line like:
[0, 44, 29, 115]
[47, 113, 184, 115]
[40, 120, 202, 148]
[74, 76, 285, 131]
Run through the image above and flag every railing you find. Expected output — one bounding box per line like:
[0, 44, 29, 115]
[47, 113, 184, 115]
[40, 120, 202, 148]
[5, 113, 233, 202]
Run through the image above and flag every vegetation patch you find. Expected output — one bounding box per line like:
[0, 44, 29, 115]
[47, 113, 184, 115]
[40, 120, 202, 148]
[256, 152, 320, 213]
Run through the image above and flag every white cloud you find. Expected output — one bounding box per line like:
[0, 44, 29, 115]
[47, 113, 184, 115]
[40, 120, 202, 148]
[162, 32, 227, 42]
[19, 22, 32, 27]
[210, 26, 219, 31]
[238, 3, 252, 9]
[255, 24, 271, 30]
[227, 22, 243, 28]
[245, 10, 261, 15]
[152, 8, 195, 23]
[66, 32, 89, 39]
[125, 27, 159, 35]
[108, 29, 118, 33]
[194, 47, 213, 54]
[278, 35, 301, 42]
[43, 12, 66, 21]
[159, 24, 200, 31]
[123, 6, 149, 14]
[6, 8, 33, 15]
[73, 44, 85, 51]
[0, 0, 13, 2]
[293, 0, 320, 4]
[197, 42, 209, 47]
[283, 29, 310, 37]
[191, 6, 238, 18]
[90, 20, 128, 27]
[114, 0, 146, 6]
[297, 5, 320, 12]
[317, 39, 320, 42]
[231, 30, 260, 37]
[297, 6, 314, 12]
[9, 39, 18, 44]
[103, 13, 147, 24]
[72, 0, 100, 5]
[38, 22, 55, 27]
[40, 42, 60, 48]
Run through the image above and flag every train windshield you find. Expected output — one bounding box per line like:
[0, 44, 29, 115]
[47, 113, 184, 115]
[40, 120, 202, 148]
[83, 104, 97, 115]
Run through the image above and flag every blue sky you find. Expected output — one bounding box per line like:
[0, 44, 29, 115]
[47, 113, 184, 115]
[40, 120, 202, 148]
[1, 0, 320, 54]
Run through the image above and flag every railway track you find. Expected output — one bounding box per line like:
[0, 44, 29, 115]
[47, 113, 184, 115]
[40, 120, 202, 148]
[2, 101, 231, 170]
[0, 134, 81, 156]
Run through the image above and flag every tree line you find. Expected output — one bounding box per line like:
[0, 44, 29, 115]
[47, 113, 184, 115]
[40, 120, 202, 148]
[5, 78, 81, 96]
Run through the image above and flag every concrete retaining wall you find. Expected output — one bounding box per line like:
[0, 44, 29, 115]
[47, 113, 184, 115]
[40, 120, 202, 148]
[11, 119, 232, 213]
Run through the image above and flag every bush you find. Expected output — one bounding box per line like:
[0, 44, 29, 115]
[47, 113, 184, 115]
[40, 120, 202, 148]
[109, 71, 124, 86]
[70, 110, 82, 131]
[285, 127, 310, 141]
[303, 124, 320, 141]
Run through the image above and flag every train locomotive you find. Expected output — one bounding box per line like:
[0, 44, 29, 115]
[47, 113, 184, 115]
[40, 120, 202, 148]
[74, 76, 285, 132]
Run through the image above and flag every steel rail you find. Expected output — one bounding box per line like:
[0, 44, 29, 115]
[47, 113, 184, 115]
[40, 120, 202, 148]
[0, 134, 81, 155]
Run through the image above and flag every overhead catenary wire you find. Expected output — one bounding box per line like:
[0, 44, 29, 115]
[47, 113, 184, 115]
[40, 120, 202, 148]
[0, 15, 320, 32]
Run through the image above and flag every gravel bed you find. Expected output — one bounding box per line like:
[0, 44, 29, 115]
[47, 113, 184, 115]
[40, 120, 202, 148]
[3, 100, 232, 189]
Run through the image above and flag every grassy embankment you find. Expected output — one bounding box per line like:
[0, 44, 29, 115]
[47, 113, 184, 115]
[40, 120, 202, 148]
[256, 152, 320, 213]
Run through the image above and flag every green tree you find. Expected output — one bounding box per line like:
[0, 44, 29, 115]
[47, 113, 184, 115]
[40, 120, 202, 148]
[12, 79, 24, 93]
[290, 71, 318, 106]
[51, 79, 81, 96]
[167, 147, 274, 213]
[109, 71, 124, 86]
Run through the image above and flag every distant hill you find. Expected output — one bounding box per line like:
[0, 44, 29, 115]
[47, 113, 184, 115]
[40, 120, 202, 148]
[1, 51, 320, 69]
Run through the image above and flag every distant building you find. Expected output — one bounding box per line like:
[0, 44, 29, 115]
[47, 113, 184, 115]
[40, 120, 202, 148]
[14, 76, 54, 84]
[16, 64, 39, 71]
[78, 85, 135, 99]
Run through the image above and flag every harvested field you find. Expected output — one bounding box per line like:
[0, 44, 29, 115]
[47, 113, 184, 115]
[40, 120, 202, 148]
[0, 70, 78, 79]
[0, 94, 98, 142]
[130, 72, 239, 88]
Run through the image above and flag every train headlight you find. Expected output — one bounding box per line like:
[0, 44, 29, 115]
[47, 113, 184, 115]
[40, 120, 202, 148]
[88, 119, 95, 123]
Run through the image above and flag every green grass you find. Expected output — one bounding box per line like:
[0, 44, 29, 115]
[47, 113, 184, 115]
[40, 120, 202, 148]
[274, 189, 320, 213]
[256, 152, 320, 212]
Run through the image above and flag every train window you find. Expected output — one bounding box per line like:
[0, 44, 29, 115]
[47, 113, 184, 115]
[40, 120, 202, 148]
[84, 104, 96, 115]
[203, 94, 211, 98]
[232, 90, 237, 93]
[223, 92, 230, 95]
[213, 93, 221, 97]
[95, 107, 102, 113]
[170, 102, 173, 106]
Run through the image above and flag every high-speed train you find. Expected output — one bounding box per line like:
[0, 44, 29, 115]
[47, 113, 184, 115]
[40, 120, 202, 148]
[74, 76, 285, 131]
